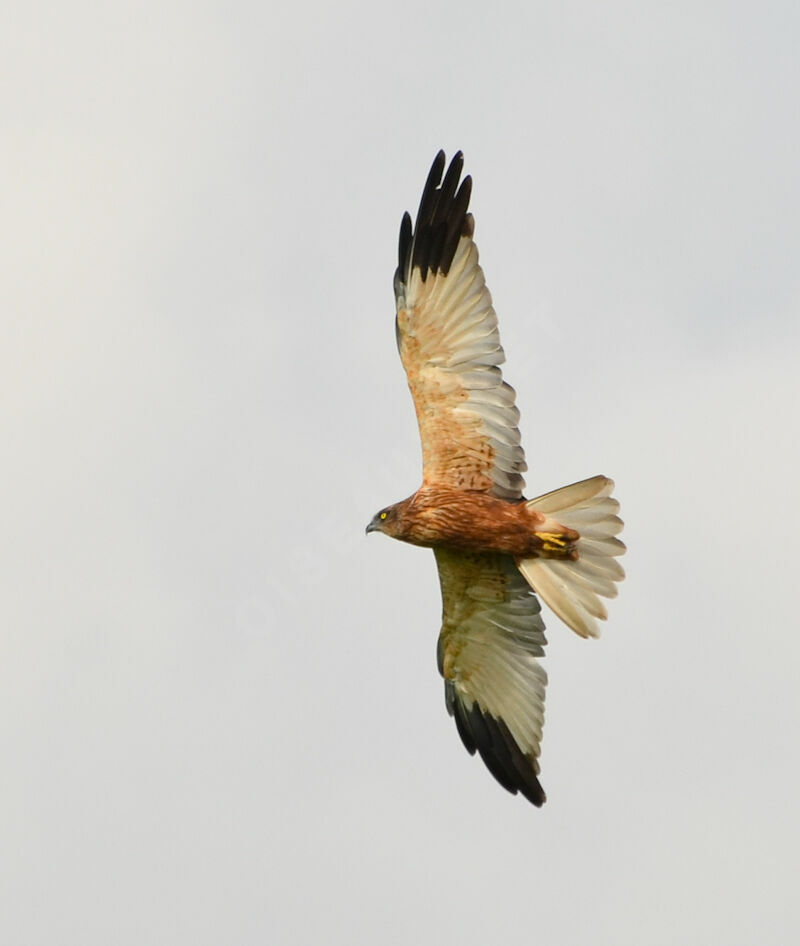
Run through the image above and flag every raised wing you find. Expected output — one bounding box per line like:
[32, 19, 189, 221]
[394, 151, 526, 501]
[435, 547, 548, 806]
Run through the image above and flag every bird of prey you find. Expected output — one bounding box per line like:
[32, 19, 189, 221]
[366, 151, 625, 806]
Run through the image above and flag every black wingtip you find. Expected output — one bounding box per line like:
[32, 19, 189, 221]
[452, 697, 546, 807]
[429, 150, 447, 187]
[396, 150, 474, 289]
[398, 212, 412, 276]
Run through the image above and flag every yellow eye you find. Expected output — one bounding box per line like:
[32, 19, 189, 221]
[380, 511, 387, 520]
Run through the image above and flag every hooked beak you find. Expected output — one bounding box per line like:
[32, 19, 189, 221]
[365, 518, 380, 535]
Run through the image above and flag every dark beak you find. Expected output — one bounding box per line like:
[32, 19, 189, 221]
[365, 517, 381, 535]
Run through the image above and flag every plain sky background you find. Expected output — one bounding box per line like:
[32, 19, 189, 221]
[3, 2, 799, 943]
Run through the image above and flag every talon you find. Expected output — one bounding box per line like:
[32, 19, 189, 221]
[538, 531, 577, 557]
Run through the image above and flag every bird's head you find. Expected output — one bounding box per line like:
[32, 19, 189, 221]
[365, 503, 401, 537]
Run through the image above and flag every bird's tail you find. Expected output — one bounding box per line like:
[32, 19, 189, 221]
[516, 475, 625, 639]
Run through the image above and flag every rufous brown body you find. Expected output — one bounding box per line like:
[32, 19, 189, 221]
[370, 487, 579, 559]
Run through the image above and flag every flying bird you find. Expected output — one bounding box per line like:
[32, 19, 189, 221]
[366, 151, 625, 806]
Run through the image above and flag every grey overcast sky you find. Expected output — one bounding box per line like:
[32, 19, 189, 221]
[2, 1, 799, 943]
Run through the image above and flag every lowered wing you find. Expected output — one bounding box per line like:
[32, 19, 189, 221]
[435, 547, 548, 806]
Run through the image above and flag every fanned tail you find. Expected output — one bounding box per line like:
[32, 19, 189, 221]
[516, 475, 625, 639]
